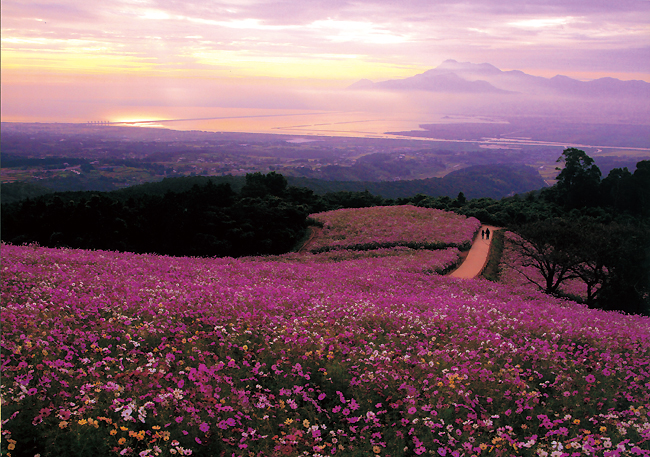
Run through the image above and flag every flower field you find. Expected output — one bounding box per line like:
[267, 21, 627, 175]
[245, 247, 461, 275]
[2, 242, 650, 457]
[303, 206, 481, 252]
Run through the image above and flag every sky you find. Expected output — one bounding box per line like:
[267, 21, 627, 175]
[2, 0, 649, 124]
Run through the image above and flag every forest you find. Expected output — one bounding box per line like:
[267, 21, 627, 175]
[2, 149, 649, 314]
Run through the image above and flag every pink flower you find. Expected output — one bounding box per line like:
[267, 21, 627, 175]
[408, 407, 417, 415]
[585, 374, 596, 383]
[199, 422, 210, 432]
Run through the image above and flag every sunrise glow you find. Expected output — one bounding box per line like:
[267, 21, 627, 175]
[1, 0, 648, 123]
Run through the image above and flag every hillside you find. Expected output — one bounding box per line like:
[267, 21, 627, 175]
[302, 206, 480, 252]
[2, 206, 649, 456]
[2, 163, 546, 206]
[288, 163, 547, 199]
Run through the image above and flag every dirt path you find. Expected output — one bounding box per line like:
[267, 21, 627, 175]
[297, 227, 322, 253]
[450, 225, 499, 279]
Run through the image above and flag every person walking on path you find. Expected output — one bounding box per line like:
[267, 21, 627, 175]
[450, 225, 499, 279]
[481, 229, 485, 239]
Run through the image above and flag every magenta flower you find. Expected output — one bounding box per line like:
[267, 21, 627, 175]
[2, 236, 650, 456]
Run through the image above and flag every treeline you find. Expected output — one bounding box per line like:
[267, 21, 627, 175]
[401, 152, 650, 226]
[3, 154, 648, 255]
[3, 151, 649, 314]
[1, 162, 546, 205]
[287, 163, 546, 200]
[0, 172, 387, 258]
[393, 150, 649, 315]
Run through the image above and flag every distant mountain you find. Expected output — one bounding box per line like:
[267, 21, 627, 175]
[349, 70, 512, 94]
[349, 59, 650, 98]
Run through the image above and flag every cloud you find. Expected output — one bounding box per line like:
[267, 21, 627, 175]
[2, 0, 649, 122]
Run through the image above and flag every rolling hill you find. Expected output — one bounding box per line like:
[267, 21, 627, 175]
[2, 206, 649, 456]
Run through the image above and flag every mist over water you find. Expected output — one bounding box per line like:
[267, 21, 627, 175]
[3, 82, 648, 150]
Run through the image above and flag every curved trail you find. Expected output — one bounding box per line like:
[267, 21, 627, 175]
[297, 227, 322, 253]
[450, 225, 499, 279]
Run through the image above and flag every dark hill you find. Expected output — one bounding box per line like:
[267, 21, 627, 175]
[287, 163, 546, 199]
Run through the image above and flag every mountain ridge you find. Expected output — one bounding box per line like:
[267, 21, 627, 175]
[349, 59, 650, 97]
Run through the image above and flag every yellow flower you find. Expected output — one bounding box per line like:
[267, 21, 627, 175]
[8, 443, 16, 451]
[242, 345, 248, 351]
[120, 426, 129, 431]
[573, 419, 580, 425]
[600, 426, 607, 433]
[284, 418, 293, 425]
[152, 425, 161, 430]
[59, 421, 68, 429]
[303, 419, 310, 428]
[373, 445, 381, 453]
[78, 419, 87, 425]
[118, 438, 126, 445]
[479, 443, 488, 450]
[110, 429, 117, 436]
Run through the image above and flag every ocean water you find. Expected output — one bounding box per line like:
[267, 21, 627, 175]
[111, 110, 434, 138]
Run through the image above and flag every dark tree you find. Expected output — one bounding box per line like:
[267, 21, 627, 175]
[633, 160, 650, 218]
[509, 217, 650, 314]
[555, 148, 602, 209]
[507, 218, 582, 295]
[241, 171, 288, 198]
[590, 223, 650, 315]
[455, 192, 467, 206]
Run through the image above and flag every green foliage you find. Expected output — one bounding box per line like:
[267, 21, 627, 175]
[508, 217, 650, 314]
[481, 229, 504, 282]
[508, 218, 584, 295]
[309, 241, 464, 255]
[241, 171, 288, 198]
[1, 174, 311, 258]
[287, 163, 547, 200]
[1, 182, 54, 205]
[555, 147, 602, 209]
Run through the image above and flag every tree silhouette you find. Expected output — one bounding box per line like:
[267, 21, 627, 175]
[555, 148, 602, 209]
[507, 218, 582, 295]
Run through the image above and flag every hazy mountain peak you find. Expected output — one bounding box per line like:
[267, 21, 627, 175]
[347, 60, 650, 99]
[347, 79, 375, 90]
[436, 59, 501, 74]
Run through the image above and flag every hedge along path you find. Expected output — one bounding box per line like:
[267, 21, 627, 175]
[450, 225, 500, 279]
